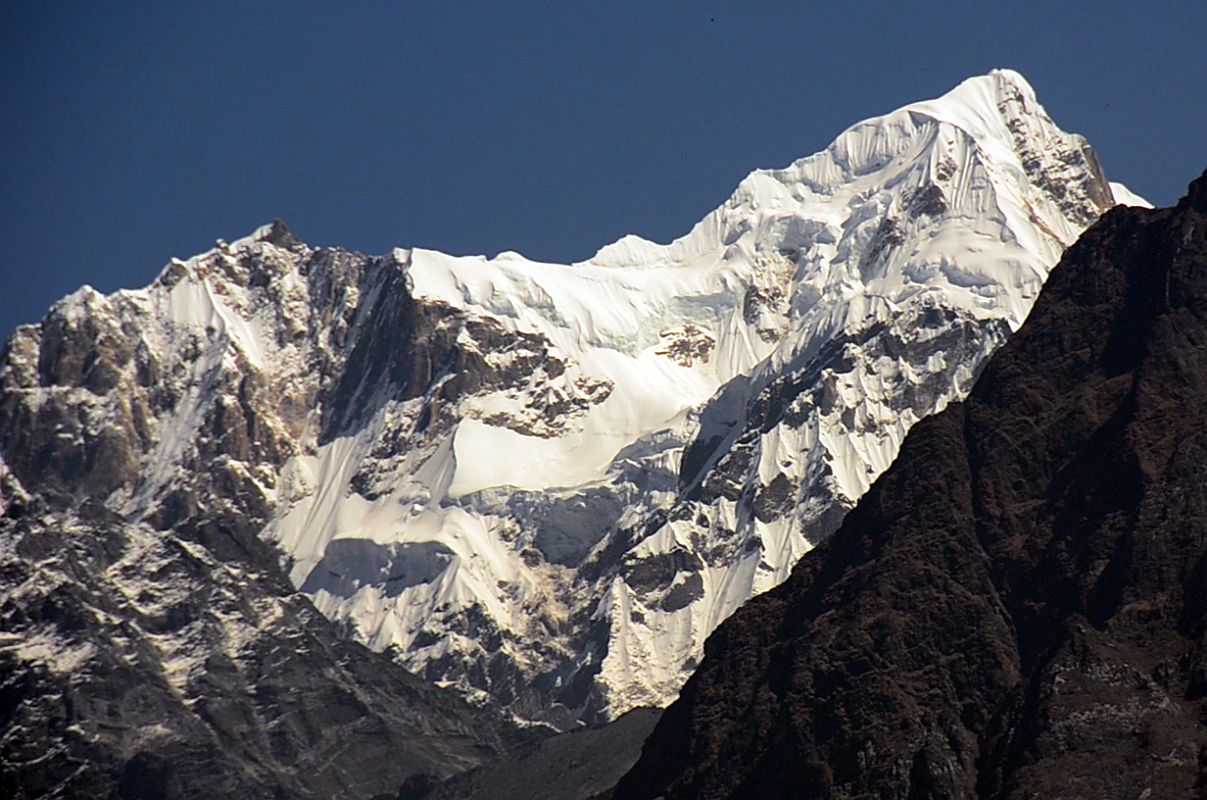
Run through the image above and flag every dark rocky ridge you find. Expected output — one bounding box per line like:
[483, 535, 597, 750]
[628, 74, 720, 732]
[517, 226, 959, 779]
[614, 171, 1207, 799]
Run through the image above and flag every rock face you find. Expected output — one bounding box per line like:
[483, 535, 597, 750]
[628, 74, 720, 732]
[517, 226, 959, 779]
[613, 171, 1207, 800]
[0, 228, 529, 796]
[0, 70, 1142, 734]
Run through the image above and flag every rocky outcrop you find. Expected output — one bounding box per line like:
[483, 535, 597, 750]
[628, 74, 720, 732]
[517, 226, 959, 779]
[614, 171, 1207, 799]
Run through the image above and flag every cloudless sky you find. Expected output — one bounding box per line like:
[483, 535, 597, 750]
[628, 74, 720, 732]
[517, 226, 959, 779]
[3, 1, 1205, 337]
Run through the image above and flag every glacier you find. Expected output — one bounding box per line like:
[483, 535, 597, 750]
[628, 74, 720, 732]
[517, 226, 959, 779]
[0, 69, 1147, 726]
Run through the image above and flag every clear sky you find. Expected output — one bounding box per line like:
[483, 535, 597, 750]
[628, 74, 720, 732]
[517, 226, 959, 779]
[3, 1, 1205, 338]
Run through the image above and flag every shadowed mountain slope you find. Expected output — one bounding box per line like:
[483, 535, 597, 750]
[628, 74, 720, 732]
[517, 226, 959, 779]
[423, 708, 661, 800]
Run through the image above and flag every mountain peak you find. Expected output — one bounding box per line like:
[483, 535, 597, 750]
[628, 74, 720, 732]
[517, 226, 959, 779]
[900, 67, 1046, 136]
[1, 73, 1142, 738]
[252, 218, 300, 248]
[989, 65, 1035, 90]
[583, 70, 1067, 271]
[1178, 166, 1207, 212]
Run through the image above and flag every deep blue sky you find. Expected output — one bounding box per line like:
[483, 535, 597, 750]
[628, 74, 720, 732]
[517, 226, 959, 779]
[3, 2, 1205, 338]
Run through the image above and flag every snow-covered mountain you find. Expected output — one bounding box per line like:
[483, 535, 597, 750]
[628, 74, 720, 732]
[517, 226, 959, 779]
[0, 70, 1145, 729]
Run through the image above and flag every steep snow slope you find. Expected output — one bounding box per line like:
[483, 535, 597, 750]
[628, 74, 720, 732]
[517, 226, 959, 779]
[1, 70, 1145, 727]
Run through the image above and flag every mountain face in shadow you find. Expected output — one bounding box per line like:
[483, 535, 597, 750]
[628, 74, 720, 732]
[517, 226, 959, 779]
[614, 172, 1207, 799]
